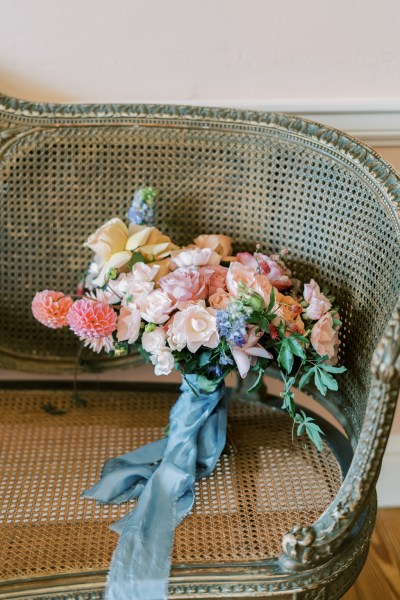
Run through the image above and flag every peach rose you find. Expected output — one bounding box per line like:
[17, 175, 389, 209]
[116, 305, 142, 344]
[226, 262, 256, 298]
[311, 312, 338, 359]
[126, 224, 178, 262]
[253, 274, 273, 304]
[170, 247, 220, 269]
[167, 303, 219, 352]
[208, 265, 228, 295]
[137, 289, 174, 324]
[209, 288, 231, 310]
[194, 234, 233, 256]
[158, 267, 213, 304]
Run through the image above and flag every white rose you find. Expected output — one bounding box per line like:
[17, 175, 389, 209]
[142, 327, 167, 353]
[116, 305, 142, 344]
[170, 247, 220, 270]
[138, 289, 175, 324]
[151, 348, 175, 375]
[167, 303, 219, 353]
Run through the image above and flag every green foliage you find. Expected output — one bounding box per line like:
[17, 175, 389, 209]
[294, 410, 325, 451]
[128, 252, 146, 270]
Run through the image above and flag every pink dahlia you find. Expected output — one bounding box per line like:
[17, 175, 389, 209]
[32, 290, 73, 329]
[67, 298, 117, 339]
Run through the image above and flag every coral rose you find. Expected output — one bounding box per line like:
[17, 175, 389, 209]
[194, 234, 233, 256]
[32, 290, 73, 329]
[311, 312, 338, 359]
[167, 303, 219, 352]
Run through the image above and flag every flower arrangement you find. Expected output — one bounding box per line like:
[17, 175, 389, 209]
[32, 188, 346, 600]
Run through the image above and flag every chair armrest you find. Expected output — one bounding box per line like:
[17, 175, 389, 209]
[280, 296, 400, 571]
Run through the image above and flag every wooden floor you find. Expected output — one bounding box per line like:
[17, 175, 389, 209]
[342, 508, 400, 599]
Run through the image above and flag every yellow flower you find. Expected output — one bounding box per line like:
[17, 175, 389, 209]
[126, 225, 178, 262]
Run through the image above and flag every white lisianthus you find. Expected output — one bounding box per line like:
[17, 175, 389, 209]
[150, 348, 175, 376]
[141, 327, 167, 353]
[170, 247, 220, 270]
[116, 305, 142, 344]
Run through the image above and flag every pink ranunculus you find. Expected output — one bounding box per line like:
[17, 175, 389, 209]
[209, 288, 231, 310]
[208, 264, 228, 295]
[194, 234, 233, 256]
[306, 297, 330, 321]
[67, 298, 117, 339]
[32, 290, 73, 329]
[137, 289, 174, 324]
[311, 312, 337, 359]
[167, 302, 219, 352]
[170, 247, 220, 270]
[116, 305, 142, 344]
[158, 267, 213, 304]
[237, 252, 258, 270]
[303, 279, 331, 320]
[231, 326, 273, 378]
[226, 262, 256, 298]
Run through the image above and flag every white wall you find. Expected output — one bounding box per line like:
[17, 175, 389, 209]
[0, 0, 400, 106]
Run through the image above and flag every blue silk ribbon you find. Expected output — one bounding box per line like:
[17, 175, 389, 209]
[83, 375, 227, 600]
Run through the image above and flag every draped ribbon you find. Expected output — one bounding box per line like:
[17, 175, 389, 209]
[83, 376, 227, 600]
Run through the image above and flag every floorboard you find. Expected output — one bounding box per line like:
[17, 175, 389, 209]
[342, 508, 400, 599]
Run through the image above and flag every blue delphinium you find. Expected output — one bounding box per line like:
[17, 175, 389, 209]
[127, 188, 157, 225]
[216, 302, 248, 347]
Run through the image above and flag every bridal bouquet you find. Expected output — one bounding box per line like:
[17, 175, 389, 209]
[32, 188, 345, 600]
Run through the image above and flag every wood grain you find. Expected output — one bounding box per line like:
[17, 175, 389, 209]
[343, 509, 400, 599]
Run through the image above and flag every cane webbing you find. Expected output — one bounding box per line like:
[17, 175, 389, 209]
[1, 124, 399, 437]
[0, 388, 342, 581]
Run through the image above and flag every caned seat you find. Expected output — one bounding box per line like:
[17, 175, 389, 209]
[0, 95, 399, 599]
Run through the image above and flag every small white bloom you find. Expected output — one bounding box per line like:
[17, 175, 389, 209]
[142, 327, 167, 353]
[151, 348, 175, 376]
[138, 289, 174, 324]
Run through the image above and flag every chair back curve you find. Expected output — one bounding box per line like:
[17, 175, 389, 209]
[0, 94, 399, 446]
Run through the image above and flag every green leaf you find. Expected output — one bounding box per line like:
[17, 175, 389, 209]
[278, 339, 294, 373]
[332, 318, 342, 327]
[298, 367, 315, 389]
[318, 369, 339, 391]
[266, 287, 276, 313]
[287, 337, 306, 359]
[247, 368, 264, 393]
[314, 369, 327, 395]
[320, 363, 346, 374]
[129, 252, 145, 269]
